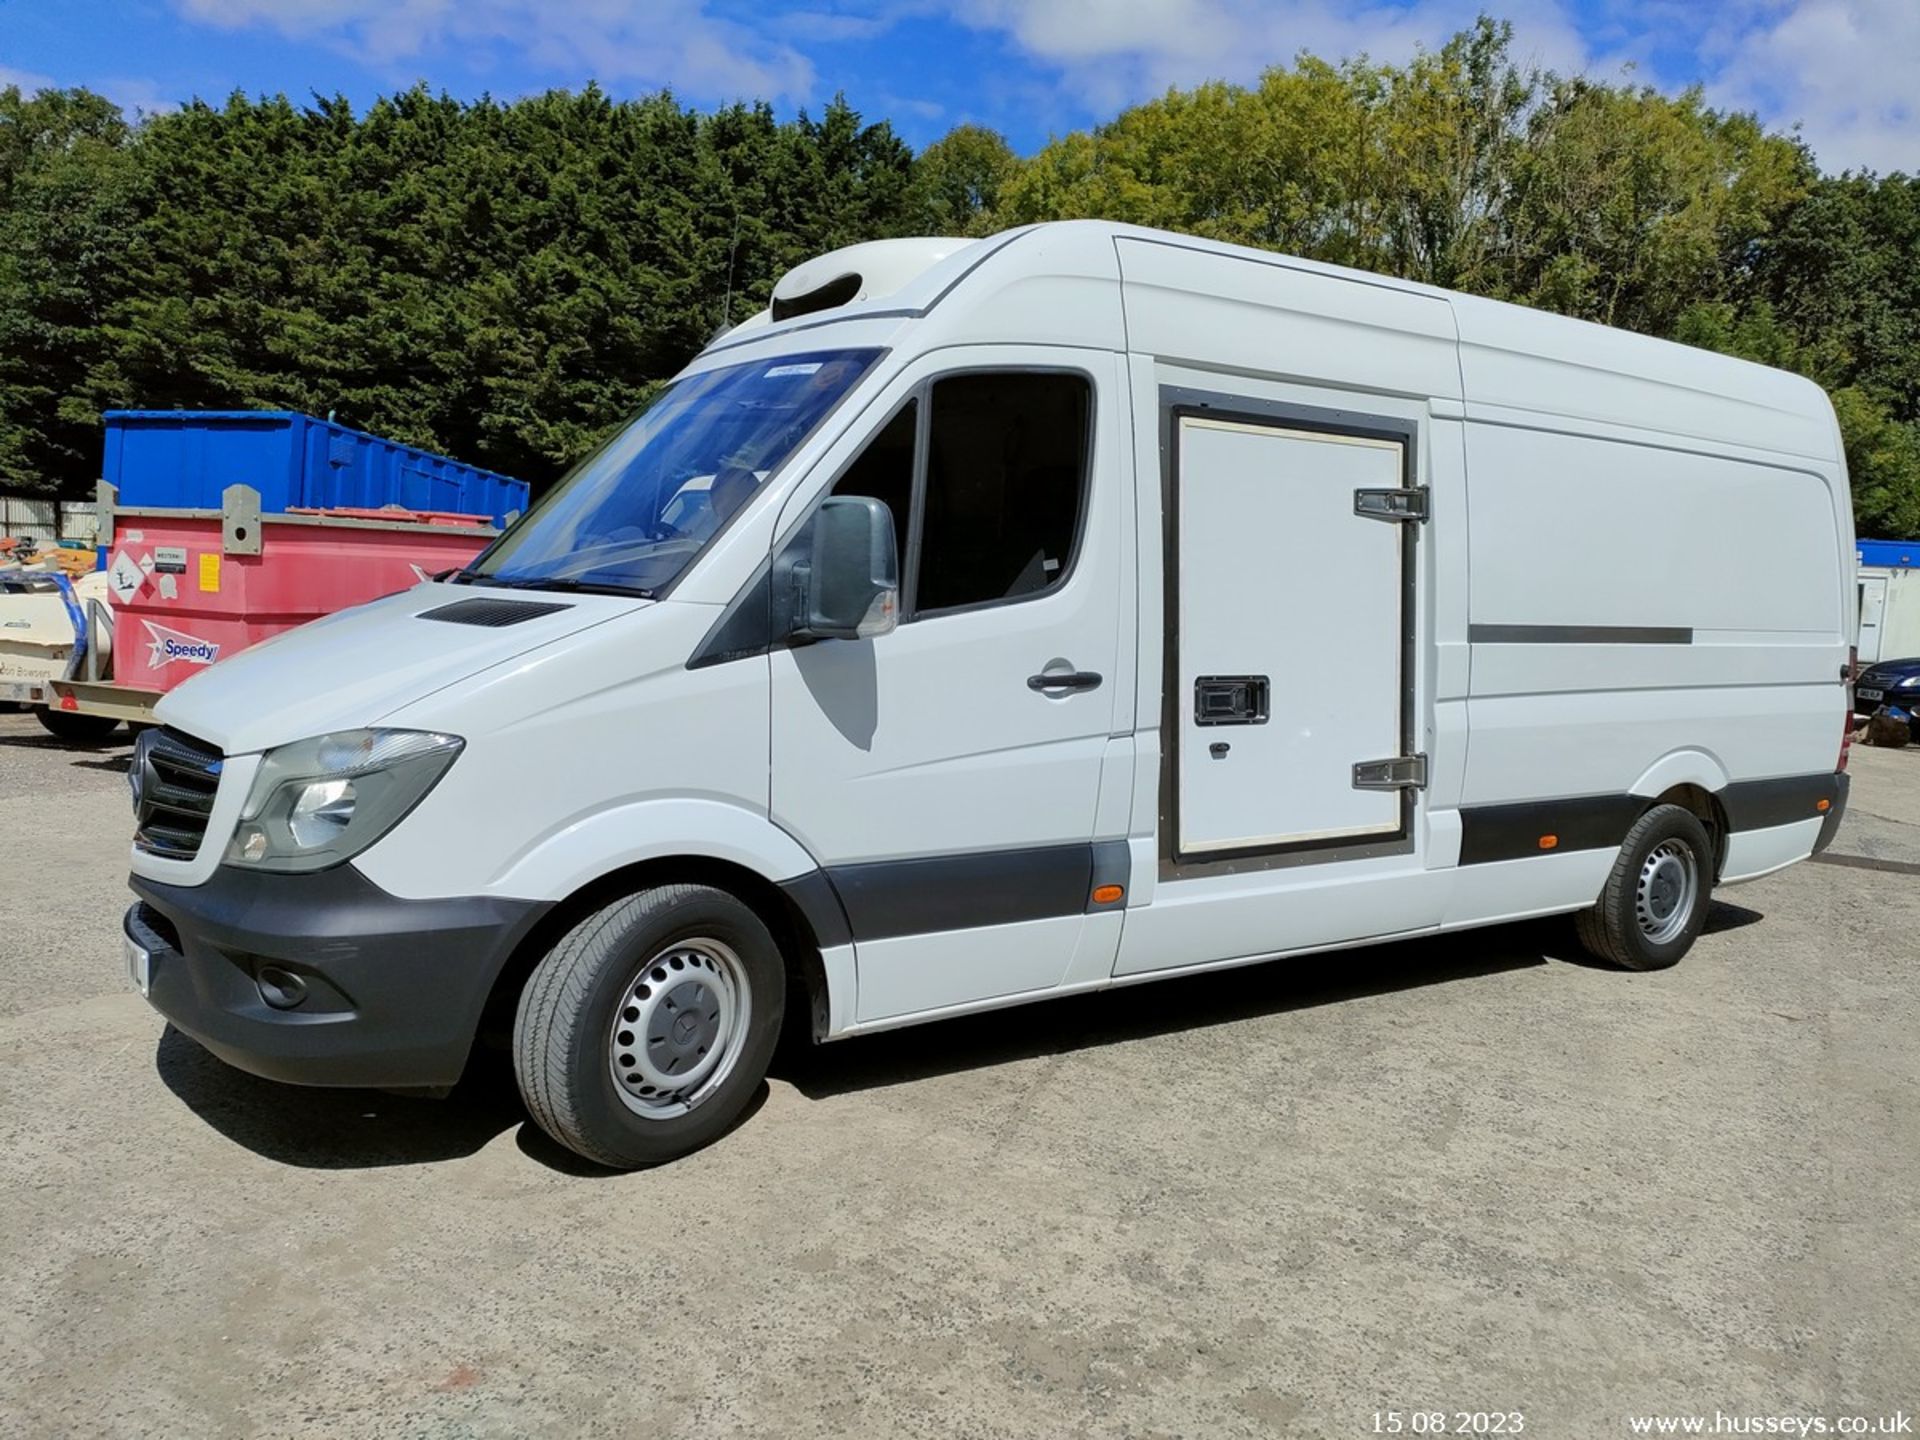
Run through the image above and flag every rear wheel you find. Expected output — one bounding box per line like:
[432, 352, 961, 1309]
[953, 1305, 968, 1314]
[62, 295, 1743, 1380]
[34, 707, 122, 743]
[513, 884, 785, 1168]
[1574, 803, 1712, 970]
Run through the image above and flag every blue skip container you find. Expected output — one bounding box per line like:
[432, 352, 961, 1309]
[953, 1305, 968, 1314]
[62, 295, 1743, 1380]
[102, 411, 528, 526]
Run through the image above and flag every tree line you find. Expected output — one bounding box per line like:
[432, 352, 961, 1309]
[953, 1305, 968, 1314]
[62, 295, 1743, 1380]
[2, 18, 1916, 534]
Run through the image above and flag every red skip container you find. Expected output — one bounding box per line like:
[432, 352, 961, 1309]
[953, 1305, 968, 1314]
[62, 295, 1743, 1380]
[104, 501, 496, 696]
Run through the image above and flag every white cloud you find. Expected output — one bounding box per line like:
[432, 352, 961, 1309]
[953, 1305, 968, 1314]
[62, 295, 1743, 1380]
[925, 0, 1919, 172]
[0, 61, 57, 94]
[173, 0, 818, 102]
[1705, 0, 1920, 173]
[932, 0, 1604, 113]
[0, 61, 176, 119]
[153, 0, 1920, 173]
[95, 77, 181, 117]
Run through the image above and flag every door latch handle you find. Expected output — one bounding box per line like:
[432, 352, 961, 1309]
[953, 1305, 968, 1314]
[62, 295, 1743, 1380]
[1027, 670, 1103, 693]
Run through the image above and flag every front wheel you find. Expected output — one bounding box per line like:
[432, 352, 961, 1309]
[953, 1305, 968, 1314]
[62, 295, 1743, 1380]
[1574, 803, 1713, 970]
[513, 884, 786, 1168]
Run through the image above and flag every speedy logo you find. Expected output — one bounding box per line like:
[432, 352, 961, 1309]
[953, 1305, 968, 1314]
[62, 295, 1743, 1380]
[142, 620, 221, 669]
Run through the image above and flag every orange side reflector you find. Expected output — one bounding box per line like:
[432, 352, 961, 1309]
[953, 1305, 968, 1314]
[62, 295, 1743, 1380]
[1538, 834, 1559, 850]
[1092, 884, 1124, 905]
[1816, 798, 1831, 812]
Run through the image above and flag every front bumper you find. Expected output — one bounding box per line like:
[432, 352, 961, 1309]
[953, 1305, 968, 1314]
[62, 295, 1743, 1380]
[128, 863, 550, 1089]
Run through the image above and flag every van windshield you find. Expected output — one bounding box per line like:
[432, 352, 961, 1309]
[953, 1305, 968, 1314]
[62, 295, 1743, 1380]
[466, 348, 881, 596]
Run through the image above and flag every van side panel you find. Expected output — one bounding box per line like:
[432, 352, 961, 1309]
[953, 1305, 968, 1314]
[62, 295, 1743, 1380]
[1450, 293, 1836, 461]
[1114, 237, 1460, 401]
[1464, 424, 1842, 638]
[1447, 306, 1848, 911]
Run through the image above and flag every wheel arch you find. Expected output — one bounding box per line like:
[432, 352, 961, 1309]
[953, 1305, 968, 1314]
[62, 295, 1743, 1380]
[475, 854, 843, 1064]
[1629, 751, 1732, 880]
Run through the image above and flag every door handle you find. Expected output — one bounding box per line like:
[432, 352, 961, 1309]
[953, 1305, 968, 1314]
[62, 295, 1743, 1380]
[1028, 670, 1103, 693]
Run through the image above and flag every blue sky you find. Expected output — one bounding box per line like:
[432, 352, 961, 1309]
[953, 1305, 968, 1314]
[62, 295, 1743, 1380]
[2, 1, 1915, 173]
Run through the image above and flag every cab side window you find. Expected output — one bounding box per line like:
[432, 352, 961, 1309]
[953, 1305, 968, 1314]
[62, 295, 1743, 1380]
[915, 372, 1089, 615]
[825, 371, 1090, 620]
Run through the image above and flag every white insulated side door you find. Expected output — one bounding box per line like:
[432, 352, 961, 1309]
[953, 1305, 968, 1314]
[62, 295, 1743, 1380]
[1175, 416, 1406, 855]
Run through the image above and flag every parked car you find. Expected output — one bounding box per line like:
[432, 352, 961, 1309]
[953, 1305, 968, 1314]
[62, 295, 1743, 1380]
[1854, 655, 1920, 716]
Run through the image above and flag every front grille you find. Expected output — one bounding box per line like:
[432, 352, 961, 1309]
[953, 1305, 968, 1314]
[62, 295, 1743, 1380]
[133, 727, 224, 860]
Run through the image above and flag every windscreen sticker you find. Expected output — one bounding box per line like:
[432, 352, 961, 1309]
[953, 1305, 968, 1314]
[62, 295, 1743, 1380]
[764, 362, 822, 377]
[142, 620, 220, 669]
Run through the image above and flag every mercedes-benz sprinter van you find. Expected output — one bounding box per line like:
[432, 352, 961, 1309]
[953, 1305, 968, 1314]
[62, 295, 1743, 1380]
[123, 222, 1855, 1167]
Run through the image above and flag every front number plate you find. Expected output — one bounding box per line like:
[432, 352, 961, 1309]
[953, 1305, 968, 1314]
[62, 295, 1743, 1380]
[1858, 687, 1883, 704]
[125, 933, 153, 996]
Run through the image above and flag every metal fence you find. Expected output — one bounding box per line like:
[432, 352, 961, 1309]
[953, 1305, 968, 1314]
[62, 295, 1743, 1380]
[0, 496, 97, 548]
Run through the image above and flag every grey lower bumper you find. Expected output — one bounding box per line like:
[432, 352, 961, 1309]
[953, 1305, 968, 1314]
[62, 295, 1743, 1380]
[128, 864, 550, 1089]
[1812, 772, 1850, 855]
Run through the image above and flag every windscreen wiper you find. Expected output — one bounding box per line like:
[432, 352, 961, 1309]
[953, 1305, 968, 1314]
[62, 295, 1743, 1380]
[488, 575, 656, 599]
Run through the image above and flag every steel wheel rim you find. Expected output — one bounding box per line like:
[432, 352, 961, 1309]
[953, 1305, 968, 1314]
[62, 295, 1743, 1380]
[1635, 839, 1699, 945]
[607, 938, 751, 1120]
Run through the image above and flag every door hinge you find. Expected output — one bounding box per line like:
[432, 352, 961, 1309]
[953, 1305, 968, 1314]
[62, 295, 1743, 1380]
[1354, 486, 1430, 523]
[1352, 753, 1429, 791]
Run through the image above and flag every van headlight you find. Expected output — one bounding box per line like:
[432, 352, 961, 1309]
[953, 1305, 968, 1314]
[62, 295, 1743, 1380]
[224, 729, 464, 872]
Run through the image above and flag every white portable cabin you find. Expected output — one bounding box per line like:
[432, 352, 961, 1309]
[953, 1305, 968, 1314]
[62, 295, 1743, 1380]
[1855, 540, 1920, 663]
[126, 222, 1855, 1167]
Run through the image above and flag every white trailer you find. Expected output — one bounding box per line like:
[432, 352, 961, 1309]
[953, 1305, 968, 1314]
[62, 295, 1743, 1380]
[122, 222, 1856, 1167]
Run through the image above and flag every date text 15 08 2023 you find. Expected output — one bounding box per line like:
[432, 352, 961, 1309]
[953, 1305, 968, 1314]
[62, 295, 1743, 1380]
[1373, 1413, 1525, 1436]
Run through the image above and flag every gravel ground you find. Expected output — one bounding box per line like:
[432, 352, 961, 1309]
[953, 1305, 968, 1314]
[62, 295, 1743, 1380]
[1, 709, 1916, 1438]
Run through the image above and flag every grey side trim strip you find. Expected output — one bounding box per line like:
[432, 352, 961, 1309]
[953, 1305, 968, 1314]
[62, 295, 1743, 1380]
[1457, 770, 1843, 866]
[1469, 624, 1694, 645]
[1089, 839, 1131, 907]
[778, 869, 853, 951]
[779, 838, 1130, 945]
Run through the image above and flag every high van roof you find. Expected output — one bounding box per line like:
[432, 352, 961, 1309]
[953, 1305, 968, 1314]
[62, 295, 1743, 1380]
[714, 220, 1841, 466]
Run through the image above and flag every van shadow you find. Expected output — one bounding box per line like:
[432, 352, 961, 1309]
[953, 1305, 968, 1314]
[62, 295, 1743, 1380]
[0, 731, 131, 756]
[70, 752, 132, 775]
[154, 1027, 764, 1176]
[156, 905, 1767, 1167]
[154, 1026, 527, 1170]
[1548, 897, 1765, 970]
[774, 904, 1763, 1100]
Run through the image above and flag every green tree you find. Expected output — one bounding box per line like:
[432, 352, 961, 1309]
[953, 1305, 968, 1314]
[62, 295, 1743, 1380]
[0, 25, 1916, 535]
[908, 123, 1017, 235]
[0, 87, 135, 494]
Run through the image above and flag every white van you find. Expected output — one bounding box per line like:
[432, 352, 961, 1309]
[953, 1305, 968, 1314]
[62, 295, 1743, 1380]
[123, 222, 1855, 1167]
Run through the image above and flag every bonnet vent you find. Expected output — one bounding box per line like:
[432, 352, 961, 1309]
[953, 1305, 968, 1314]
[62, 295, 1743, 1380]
[418, 597, 573, 627]
[771, 272, 862, 322]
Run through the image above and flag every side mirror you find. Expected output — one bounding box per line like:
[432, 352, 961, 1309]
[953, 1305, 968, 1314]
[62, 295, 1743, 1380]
[786, 496, 899, 641]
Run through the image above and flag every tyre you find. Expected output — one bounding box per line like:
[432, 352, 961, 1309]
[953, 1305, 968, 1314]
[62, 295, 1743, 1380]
[1574, 803, 1713, 970]
[34, 707, 122, 743]
[513, 884, 786, 1168]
